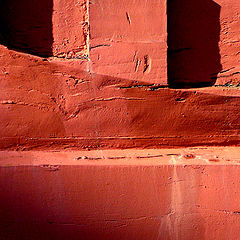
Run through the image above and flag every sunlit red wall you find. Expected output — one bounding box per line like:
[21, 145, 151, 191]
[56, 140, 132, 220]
[0, 1, 240, 239]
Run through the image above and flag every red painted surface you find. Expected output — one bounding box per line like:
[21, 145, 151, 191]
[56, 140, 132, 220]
[0, 148, 240, 240]
[0, 44, 240, 149]
[89, 0, 167, 84]
[0, 1, 240, 239]
[52, 0, 88, 58]
[216, 0, 240, 85]
[167, 0, 240, 87]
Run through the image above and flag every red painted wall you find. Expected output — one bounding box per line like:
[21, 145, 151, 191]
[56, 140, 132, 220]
[0, 0, 239, 148]
[52, 0, 88, 59]
[1, 149, 240, 240]
[216, 0, 240, 85]
[89, 0, 167, 85]
[168, 0, 240, 87]
[0, 2, 240, 239]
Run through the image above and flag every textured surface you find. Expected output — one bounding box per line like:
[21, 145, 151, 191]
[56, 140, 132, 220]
[0, 0, 88, 58]
[89, 0, 167, 84]
[167, 0, 240, 86]
[0, 0, 239, 84]
[52, 0, 88, 58]
[0, 147, 240, 240]
[0, 1, 240, 239]
[0, 45, 240, 149]
[216, 0, 240, 85]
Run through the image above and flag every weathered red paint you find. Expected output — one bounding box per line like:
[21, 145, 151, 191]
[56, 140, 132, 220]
[168, 0, 240, 87]
[0, 42, 240, 149]
[89, 0, 167, 84]
[0, 1, 240, 239]
[216, 0, 240, 85]
[52, 0, 88, 58]
[0, 148, 240, 240]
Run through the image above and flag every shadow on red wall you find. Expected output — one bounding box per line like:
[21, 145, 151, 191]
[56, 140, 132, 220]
[167, 0, 222, 88]
[0, 0, 53, 57]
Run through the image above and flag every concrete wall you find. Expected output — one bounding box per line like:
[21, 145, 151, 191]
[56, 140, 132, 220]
[0, 0, 239, 84]
[168, 0, 240, 87]
[1, 149, 240, 240]
[0, 2, 240, 239]
[216, 0, 240, 85]
[89, 0, 167, 84]
[52, 0, 89, 58]
[0, 43, 240, 149]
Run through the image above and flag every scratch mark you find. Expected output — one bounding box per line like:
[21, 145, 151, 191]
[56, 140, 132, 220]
[133, 51, 138, 61]
[175, 98, 186, 103]
[0, 100, 16, 104]
[126, 12, 131, 25]
[135, 59, 140, 72]
[75, 156, 102, 161]
[119, 84, 155, 89]
[136, 155, 163, 159]
[90, 44, 111, 50]
[108, 156, 126, 159]
[143, 55, 151, 73]
[93, 97, 145, 101]
[40, 165, 60, 171]
[213, 71, 240, 79]
[219, 67, 235, 74]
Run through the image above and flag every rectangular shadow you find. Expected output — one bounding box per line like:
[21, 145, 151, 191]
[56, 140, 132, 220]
[0, 0, 53, 57]
[167, 0, 222, 88]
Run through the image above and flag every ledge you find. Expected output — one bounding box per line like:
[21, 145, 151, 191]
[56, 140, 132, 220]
[1, 146, 239, 167]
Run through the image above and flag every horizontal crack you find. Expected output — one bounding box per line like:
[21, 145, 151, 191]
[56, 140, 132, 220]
[90, 44, 111, 50]
[93, 97, 145, 101]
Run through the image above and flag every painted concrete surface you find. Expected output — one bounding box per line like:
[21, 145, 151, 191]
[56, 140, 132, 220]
[0, 43, 240, 149]
[0, 1, 239, 239]
[89, 0, 167, 84]
[0, 147, 240, 240]
[0, 0, 239, 149]
[0, 0, 239, 85]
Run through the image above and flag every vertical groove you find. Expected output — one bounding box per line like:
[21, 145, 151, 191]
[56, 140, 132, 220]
[86, 0, 90, 60]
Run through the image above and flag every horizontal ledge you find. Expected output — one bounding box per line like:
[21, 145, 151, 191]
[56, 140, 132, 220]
[0, 135, 240, 151]
[0, 147, 239, 167]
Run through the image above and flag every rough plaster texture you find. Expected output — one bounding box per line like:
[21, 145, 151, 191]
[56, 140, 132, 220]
[216, 0, 240, 85]
[89, 0, 167, 84]
[0, 45, 240, 150]
[52, 0, 89, 58]
[0, 148, 240, 240]
[167, 0, 240, 86]
[0, 1, 240, 239]
[0, 0, 239, 84]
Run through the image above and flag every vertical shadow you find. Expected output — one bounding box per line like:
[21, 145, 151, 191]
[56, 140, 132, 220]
[0, 0, 53, 57]
[167, 0, 222, 88]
